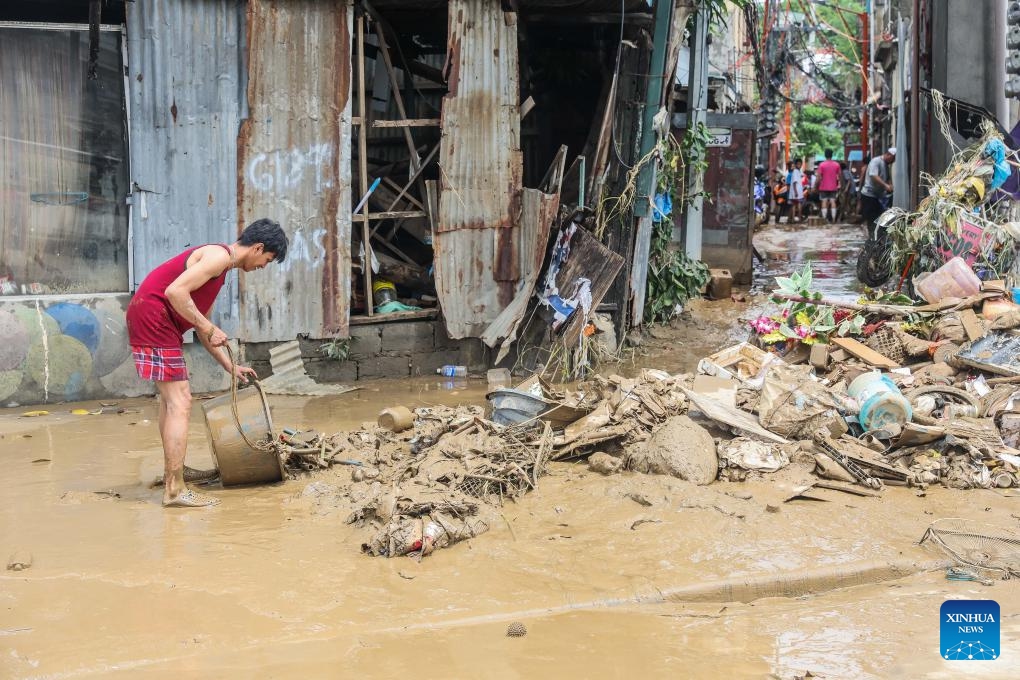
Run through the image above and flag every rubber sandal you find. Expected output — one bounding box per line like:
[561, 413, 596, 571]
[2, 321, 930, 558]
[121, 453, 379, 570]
[163, 489, 221, 508]
[151, 466, 220, 488]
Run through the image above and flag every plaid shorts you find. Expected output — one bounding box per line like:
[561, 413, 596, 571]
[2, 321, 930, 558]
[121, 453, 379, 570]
[131, 346, 189, 382]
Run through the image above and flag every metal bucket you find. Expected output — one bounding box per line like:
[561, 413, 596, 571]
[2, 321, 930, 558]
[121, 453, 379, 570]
[201, 385, 285, 486]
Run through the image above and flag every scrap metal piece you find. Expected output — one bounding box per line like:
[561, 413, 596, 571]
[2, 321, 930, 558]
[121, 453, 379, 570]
[812, 434, 883, 489]
[259, 340, 358, 397]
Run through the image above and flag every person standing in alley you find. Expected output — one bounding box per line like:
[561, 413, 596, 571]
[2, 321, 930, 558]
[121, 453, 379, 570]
[126, 219, 289, 508]
[816, 149, 841, 223]
[771, 169, 789, 224]
[860, 147, 896, 230]
[787, 158, 805, 223]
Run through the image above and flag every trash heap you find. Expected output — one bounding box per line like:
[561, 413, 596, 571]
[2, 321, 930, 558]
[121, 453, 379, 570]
[280, 261, 1020, 557]
[277, 370, 698, 559]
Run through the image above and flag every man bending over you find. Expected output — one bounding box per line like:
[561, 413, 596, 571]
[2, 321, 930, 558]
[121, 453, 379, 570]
[126, 219, 288, 507]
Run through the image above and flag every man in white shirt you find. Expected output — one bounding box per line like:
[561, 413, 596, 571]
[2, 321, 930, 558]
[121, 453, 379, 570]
[787, 158, 805, 223]
[860, 147, 896, 230]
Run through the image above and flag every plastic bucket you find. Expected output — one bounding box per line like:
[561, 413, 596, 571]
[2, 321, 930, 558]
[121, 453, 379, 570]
[848, 371, 912, 432]
[201, 386, 285, 486]
[487, 388, 549, 426]
[378, 406, 413, 433]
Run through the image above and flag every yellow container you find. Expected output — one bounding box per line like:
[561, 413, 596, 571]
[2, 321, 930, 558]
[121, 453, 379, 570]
[372, 279, 397, 306]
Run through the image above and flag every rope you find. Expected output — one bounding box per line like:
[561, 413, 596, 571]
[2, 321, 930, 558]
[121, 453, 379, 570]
[223, 343, 278, 452]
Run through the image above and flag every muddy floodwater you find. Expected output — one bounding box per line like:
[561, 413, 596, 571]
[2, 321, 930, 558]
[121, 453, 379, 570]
[3, 222, 1020, 678]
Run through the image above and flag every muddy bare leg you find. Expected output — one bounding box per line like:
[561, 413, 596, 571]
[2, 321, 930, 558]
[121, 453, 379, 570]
[156, 380, 191, 503]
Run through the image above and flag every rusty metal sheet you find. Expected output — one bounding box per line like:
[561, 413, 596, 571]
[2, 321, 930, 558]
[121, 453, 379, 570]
[238, 0, 352, 342]
[434, 0, 523, 339]
[126, 0, 247, 335]
[481, 146, 567, 362]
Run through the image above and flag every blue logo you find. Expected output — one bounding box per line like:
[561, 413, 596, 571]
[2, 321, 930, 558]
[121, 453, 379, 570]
[941, 600, 999, 660]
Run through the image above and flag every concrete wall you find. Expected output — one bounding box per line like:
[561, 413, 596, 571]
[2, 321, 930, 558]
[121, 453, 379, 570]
[0, 295, 230, 406]
[246, 318, 488, 384]
[929, 0, 1008, 173]
[0, 297, 482, 406]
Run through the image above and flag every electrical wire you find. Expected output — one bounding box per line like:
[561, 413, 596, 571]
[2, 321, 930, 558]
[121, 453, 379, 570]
[609, 0, 632, 170]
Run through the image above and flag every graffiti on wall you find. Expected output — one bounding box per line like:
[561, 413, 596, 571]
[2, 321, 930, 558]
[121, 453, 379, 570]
[0, 296, 232, 406]
[0, 298, 135, 403]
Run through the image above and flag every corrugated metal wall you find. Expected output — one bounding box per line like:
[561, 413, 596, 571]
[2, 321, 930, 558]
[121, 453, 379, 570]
[434, 0, 523, 339]
[238, 0, 353, 342]
[126, 0, 247, 334]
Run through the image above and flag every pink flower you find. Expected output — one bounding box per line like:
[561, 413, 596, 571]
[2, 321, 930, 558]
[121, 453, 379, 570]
[794, 324, 812, 338]
[750, 316, 780, 334]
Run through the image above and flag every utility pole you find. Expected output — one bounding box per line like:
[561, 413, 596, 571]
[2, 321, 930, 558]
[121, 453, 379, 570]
[784, 62, 792, 166]
[861, 1, 870, 156]
[633, 0, 675, 218]
[685, 5, 710, 260]
[909, 0, 921, 208]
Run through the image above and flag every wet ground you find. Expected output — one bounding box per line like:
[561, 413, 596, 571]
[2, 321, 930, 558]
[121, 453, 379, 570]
[3, 221, 1020, 678]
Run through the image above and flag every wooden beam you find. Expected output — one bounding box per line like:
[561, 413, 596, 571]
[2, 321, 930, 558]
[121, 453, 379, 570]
[352, 210, 428, 222]
[371, 118, 441, 128]
[380, 178, 425, 210]
[359, 41, 446, 84]
[519, 95, 536, 120]
[369, 17, 420, 173]
[522, 12, 653, 25]
[357, 15, 373, 317]
[383, 144, 440, 212]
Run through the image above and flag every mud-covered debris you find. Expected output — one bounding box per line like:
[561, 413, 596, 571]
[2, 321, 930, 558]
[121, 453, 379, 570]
[506, 622, 527, 637]
[588, 452, 622, 475]
[7, 551, 32, 571]
[626, 415, 717, 484]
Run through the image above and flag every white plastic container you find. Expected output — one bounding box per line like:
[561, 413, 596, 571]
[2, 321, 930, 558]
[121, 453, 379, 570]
[847, 371, 912, 432]
[914, 256, 981, 304]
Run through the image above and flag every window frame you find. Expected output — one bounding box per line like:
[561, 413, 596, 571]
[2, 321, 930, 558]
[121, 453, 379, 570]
[0, 20, 132, 300]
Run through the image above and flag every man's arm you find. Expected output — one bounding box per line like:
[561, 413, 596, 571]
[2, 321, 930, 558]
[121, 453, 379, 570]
[869, 172, 892, 193]
[868, 161, 892, 193]
[165, 245, 230, 346]
[195, 303, 257, 383]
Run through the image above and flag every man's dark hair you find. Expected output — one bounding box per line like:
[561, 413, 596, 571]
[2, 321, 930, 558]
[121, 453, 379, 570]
[239, 218, 288, 263]
[824, 149, 834, 159]
[794, 158, 802, 165]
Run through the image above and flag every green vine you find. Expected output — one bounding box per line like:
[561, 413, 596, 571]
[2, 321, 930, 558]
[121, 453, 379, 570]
[643, 124, 712, 324]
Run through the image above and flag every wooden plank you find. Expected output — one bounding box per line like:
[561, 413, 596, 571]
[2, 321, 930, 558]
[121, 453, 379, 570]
[349, 308, 438, 325]
[829, 337, 899, 368]
[353, 210, 427, 222]
[813, 480, 882, 497]
[370, 16, 421, 173]
[356, 15, 374, 317]
[371, 118, 441, 128]
[383, 144, 439, 211]
[556, 225, 625, 349]
[519, 96, 536, 120]
[960, 308, 985, 342]
[682, 388, 790, 444]
[380, 178, 425, 210]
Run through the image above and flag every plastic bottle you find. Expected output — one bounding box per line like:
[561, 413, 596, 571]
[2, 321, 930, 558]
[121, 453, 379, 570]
[847, 371, 912, 431]
[437, 365, 467, 377]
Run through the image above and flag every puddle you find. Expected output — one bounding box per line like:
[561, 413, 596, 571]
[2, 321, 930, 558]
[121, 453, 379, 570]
[753, 221, 867, 301]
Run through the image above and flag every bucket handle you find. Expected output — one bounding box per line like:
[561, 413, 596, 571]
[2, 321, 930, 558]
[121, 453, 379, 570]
[226, 345, 276, 452]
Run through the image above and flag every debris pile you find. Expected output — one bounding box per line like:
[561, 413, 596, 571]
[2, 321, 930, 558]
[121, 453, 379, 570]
[261, 133, 1020, 559]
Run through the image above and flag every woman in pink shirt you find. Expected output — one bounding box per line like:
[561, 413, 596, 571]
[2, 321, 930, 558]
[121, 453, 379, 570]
[816, 148, 841, 223]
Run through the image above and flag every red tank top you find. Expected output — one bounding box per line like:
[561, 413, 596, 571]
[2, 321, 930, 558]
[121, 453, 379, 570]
[126, 244, 231, 348]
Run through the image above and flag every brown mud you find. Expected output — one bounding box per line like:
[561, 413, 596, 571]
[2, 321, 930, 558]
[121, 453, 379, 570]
[2, 222, 1019, 678]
